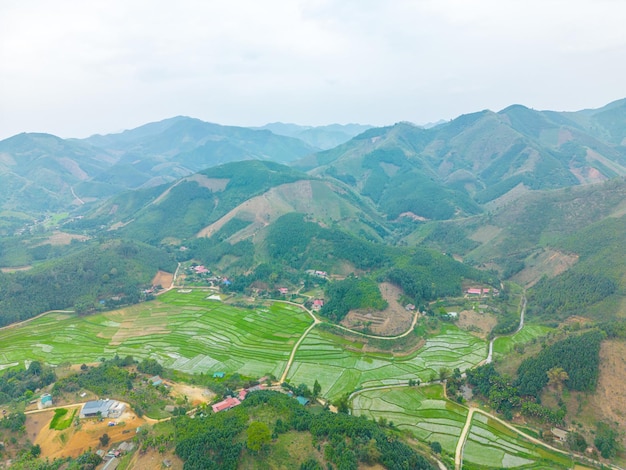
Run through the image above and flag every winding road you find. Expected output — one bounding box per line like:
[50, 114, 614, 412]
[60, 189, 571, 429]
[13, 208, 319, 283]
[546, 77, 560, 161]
[485, 292, 526, 365]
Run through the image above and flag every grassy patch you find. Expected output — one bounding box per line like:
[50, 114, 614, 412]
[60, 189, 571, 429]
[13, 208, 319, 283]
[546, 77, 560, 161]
[49, 408, 76, 430]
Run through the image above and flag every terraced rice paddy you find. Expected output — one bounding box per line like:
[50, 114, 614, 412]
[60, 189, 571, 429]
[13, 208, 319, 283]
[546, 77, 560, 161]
[287, 324, 486, 401]
[462, 412, 573, 469]
[0, 290, 312, 378]
[492, 324, 552, 357]
[352, 385, 468, 454]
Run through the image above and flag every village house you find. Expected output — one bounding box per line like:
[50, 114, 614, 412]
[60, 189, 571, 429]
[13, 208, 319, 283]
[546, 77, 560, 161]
[39, 393, 53, 409]
[211, 397, 241, 413]
[80, 399, 125, 419]
[550, 427, 568, 442]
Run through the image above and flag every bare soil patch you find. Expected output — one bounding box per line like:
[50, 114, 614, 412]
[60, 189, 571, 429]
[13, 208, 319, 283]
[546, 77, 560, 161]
[169, 383, 215, 406]
[457, 310, 497, 339]
[151, 270, 173, 288]
[469, 225, 501, 244]
[341, 283, 413, 336]
[586, 340, 626, 445]
[512, 249, 578, 288]
[33, 407, 147, 460]
[36, 231, 89, 246]
[128, 448, 184, 470]
[0, 265, 32, 273]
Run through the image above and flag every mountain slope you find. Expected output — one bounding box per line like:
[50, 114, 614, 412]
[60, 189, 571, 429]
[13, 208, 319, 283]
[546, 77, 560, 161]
[294, 102, 626, 220]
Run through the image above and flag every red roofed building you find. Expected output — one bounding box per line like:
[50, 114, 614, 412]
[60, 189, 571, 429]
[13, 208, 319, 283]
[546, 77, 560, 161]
[466, 288, 482, 295]
[312, 299, 324, 310]
[211, 397, 241, 413]
[278, 287, 289, 295]
[238, 389, 248, 401]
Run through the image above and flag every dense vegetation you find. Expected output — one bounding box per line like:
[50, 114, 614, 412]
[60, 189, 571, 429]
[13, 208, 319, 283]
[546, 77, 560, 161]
[0, 361, 55, 403]
[515, 330, 604, 397]
[173, 390, 435, 469]
[387, 248, 495, 305]
[466, 364, 565, 424]
[0, 239, 175, 327]
[321, 276, 387, 322]
[265, 212, 387, 271]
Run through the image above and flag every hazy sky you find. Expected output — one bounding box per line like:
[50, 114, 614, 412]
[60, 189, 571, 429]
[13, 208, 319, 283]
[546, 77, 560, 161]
[1, 0, 625, 140]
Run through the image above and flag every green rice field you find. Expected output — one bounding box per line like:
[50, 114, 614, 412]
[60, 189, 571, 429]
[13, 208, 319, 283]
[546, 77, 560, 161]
[352, 385, 468, 454]
[0, 290, 312, 379]
[462, 412, 573, 469]
[287, 324, 487, 401]
[492, 324, 552, 357]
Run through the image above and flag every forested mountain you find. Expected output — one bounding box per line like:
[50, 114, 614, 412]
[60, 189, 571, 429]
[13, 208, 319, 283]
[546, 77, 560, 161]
[295, 99, 626, 221]
[2, 99, 626, 326]
[0, 118, 318, 234]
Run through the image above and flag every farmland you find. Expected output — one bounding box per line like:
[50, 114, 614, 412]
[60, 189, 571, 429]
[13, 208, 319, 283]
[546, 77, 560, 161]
[492, 324, 552, 357]
[0, 289, 312, 379]
[287, 324, 487, 401]
[352, 385, 468, 454]
[462, 412, 573, 469]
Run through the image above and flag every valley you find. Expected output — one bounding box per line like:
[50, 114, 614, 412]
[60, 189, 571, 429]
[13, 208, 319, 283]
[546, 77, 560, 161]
[1, 98, 626, 469]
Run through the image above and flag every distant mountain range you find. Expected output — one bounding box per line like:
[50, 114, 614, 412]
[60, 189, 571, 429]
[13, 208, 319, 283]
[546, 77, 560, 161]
[2, 98, 626, 322]
[1, 98, 626, 236]
[254, 122, 373, 149]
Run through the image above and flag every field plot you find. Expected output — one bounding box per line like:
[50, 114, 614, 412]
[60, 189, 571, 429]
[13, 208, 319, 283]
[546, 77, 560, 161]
[492, 325, 551, 357]
[287, 324, 486, 400]
[0, 290, 312, 378]
[462, 412, 573, 469]
[352, 385, 468, 454]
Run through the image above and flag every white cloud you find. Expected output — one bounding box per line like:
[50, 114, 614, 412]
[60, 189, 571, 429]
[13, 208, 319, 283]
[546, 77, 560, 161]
[1, 0, 625, 139]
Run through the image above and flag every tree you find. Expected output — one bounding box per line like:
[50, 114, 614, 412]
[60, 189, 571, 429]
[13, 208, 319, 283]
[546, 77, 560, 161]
[429, 441, 442, 454]
[30, 444, 41, 458]
[99, 433, 110, 447]
[246, 421, 271, 452]
[313, 379, 321, 399]
[594, 422, 619, 459]
[547, 367, 569, 393]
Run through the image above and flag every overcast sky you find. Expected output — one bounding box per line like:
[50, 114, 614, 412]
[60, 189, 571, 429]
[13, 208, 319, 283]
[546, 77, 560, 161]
[1, 0, 625, 140]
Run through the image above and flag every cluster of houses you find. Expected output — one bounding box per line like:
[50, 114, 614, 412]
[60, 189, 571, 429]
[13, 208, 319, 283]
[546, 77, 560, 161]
[306, 269, 328, 279]
[465, 287, 498, 297]
[98, 441, 136, 470]
[211, 384, 266, 413]
[185, 264, 230, 287]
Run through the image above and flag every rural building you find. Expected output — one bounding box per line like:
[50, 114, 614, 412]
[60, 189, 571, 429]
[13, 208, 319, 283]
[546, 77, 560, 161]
[551, 427, 568, 442]
[278, 287, 289, 295]
[39, 393, 53, 409]
[312, 299, 324, 310]
[149, 375, 163, 386]
[80, 399, 125, 419]
[213, 372, 225, 378]
[212, 397, 241, 413]
[296, 396, 310, 406]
